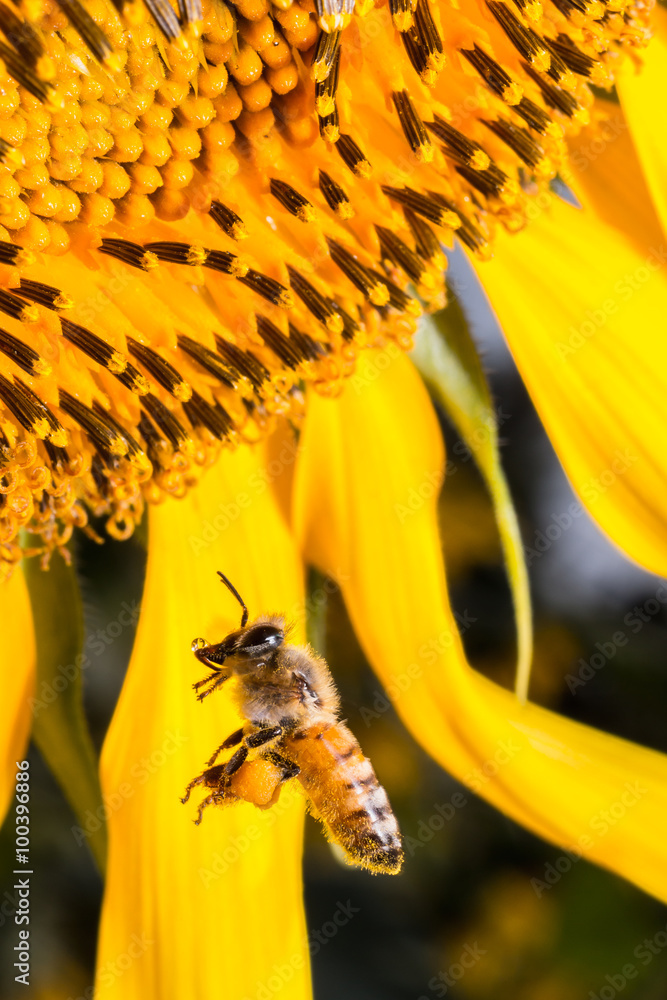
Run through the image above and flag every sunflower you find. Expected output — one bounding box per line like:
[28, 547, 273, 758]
[1, 0, 667, 994]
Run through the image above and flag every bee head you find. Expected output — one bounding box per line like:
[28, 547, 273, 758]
[192, 573, 285, 670]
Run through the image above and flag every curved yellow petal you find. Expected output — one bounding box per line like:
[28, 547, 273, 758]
[617, 6, 667, 241]
[469, 145, 667, 575]
[293, 352, 667, 903]
[97, 438, 311, 999]
[0, 569, 35, 824]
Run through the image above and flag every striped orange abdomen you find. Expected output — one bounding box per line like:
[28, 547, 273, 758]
[284, 722, 403, 874]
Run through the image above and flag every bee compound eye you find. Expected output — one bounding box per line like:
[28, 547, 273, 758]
[237, 624, 284, 657]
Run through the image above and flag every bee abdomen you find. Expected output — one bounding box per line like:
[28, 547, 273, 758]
[285, 723, 403, 875]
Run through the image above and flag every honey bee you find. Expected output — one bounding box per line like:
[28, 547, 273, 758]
[181, 572, 403, 875]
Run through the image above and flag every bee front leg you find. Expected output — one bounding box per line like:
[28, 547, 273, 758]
[206, 726, 245, 766]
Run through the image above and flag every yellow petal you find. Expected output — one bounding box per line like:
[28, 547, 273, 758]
[293, 351, 667, 903]
[97, 438, 311, 999]
[0, 569, 35, 824]
[470, 142, 667, 576]
[617, 6, 667, 241]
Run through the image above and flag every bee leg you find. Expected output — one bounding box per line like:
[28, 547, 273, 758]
[181, 773, 205, 804]
[263, 749, 300, 781]
[194, 793, 225, 826]
[194, 670, 230, 702]
[224, 745, 249, 775]
[206, 726, 245, 766]
[245, 724, 283, 749]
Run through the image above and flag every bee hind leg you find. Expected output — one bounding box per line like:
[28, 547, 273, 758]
[194, 792, 226, 826]
[263, 749, 300, 781]
[206, 726, 244, 766]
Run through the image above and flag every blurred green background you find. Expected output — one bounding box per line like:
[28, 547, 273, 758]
[1, 261, 667, 998]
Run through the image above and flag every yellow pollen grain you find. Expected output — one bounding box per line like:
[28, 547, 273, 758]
[32, 357, 53, 376]
[532, 50, 551, 73]
[322, 123, 340, 143]
[47, 427, 69, 447]
[503, 82, 523, 105]
[141, 251, 160, 270]
[20, 303, 40, 323]
[31, 416, 51, 439]
[129, 372, 151, 394]
[336, 202, 354, 220]
[296, 204, 316, 222]
[109, 435, 129, 457]
[438, 208, 461, 229]
[186, 244, 209, 265]
[405, 298, 422, 317]
[416, 143, 434, 164]
[353, 159, 372, 179]
[277, 289, 295, 309]
[524, 0, 542, 19]
[173, 381, 193, 402]
[230, 258, 250, 277]
[107, 351, 129, 375]
[392, 11, 413, 30]
[325, 314, 345, 334]
[316, 93, 336, 117]
[469, 150, 490, 170]
[54, 292, 74, 309]
[369, 283, 390, 307]
[231, 221, 249, 240]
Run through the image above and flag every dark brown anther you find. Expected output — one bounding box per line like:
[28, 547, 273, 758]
[389, 0, 414, 31]
[236, 270, 294, 309]
[54, 0, 114, 64]
[460, 44, 516, 100]
[0, 374, 59, 439]
[0, 40, 51, 101]
[91, 400, 144, 459]
[177, 0, 202, 26]
[375, 226, 426, 284]
[203, 250, 247, 277]
[255, 314, 302, 369]
[60, 318, 128, 374]
[402, 0, 444, 86]
[176, 334, 237, 388]
[58, 390, 129, 457]
[286, 266, 344, 334]
[453, 161, 510, 199]
[521, 61, 580, 117]
[486, 1, 549, 69]
[381, 186, 460, 229]
[514, 95, 552, 133]
[287, 323, 327, 362]
[143, 241, 207, 265]
[182, 390, 234, 439]
[214, 336, 270, 391]
[548, 35, 596, 76]
[269, 179, 316, 223]
[392, 90, 433, 161]
[142, 0, 182, 40]
[0, 288, 38, 323]
[311, 28, 340, 82]
[209, 201, 248, 241]
[0, 241, 22, 265]
[17, 278, 72, 311]
[0, 2, 43, 63]
[326, 238, 390, 307]
[141, 394, 190, 450]
[126, 337, 192, 401]
[0, 328, 51, 377]
[100, 237, 158, 271]
[425, 114, 491, 169]
[315, 47, 340, 139]
[318, 171, 353, 219]
[482, 117, 544, 168]
[335, 134, 372, 178]
[404, 208, 443, 263]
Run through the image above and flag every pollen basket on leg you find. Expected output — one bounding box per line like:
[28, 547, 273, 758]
[0, 0, 651, 573]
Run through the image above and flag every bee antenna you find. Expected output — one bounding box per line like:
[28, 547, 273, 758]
[217, 571, 249, 628]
